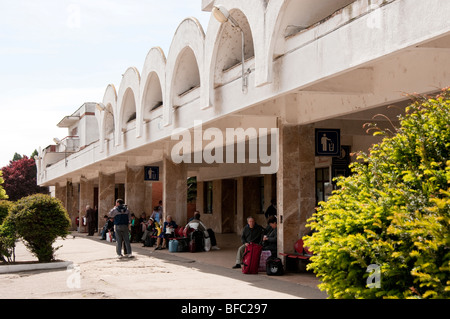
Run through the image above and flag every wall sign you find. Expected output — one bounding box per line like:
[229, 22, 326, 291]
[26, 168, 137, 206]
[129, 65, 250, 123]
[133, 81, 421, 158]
[144, 166, 159, 181]
[315, 129, 340, 156]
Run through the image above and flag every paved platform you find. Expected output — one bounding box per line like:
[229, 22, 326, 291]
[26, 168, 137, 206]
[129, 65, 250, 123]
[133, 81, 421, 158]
[84, 231, 322, 290]
[0, 231, 326, 299]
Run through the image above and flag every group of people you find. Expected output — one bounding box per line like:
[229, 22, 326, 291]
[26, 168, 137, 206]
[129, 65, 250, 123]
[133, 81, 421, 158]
[232, 198, 277, 269]
[96, 197, 277, 264]
[103, 199, 221, 259]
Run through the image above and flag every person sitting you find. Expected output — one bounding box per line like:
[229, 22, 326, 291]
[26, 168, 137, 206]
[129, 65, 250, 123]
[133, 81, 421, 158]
[232, 216, 265, 269]
[185, 211, 220, 250]
[141, 217, 161, 247]
[150, 206, 162, 224]
[100, 215, 115, 240]
[156, 215, 177, 250]
[138, 212, 147, 240]
[262, 216, 277, 257]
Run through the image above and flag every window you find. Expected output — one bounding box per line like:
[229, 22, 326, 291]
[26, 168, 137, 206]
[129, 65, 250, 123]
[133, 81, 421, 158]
[316, 167, 332, 204]
[204, 181, 213, 214]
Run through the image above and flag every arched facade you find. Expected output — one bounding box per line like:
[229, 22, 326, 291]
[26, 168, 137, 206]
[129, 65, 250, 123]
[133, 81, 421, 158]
[116, 67, 141, 144]
[139, 47, 166, 137]
[164, 17, 206, 126]
[99, 84, 118, 152]
[39, 0, 450, 266]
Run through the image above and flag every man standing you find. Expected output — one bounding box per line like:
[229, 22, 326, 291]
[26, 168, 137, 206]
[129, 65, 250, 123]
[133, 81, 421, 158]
[232, 216, 265, 269]
[85, 205, 96, 236]
[108, 199, 132, 258]
[264, 199, 277, 220]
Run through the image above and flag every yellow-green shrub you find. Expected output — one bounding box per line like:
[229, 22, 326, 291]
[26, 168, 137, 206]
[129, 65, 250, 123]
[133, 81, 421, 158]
[305, 89, 450, 299]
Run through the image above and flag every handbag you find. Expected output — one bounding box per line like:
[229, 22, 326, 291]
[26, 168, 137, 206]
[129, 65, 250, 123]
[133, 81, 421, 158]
[106, 230, 113, 242]
[266, 257, 284, 276]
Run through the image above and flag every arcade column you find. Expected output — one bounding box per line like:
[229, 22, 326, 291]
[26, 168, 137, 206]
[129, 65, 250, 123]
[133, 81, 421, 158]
[277, 122, 315, 260]
[125, 165, 146, 216]
[98, 172, 115, 231]
[79, 178, 94, 233]
[163, 156, 187, 225]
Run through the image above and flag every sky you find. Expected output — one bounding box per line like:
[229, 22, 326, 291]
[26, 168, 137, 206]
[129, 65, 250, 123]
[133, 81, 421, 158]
[0, 0, 211, 168]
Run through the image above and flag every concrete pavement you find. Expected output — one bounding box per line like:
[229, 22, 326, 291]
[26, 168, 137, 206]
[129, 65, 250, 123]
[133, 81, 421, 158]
[0, 232, 327, 299]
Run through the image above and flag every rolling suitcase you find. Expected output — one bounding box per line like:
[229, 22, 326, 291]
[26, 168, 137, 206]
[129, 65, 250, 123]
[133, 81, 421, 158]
[242, 243, 262, 274]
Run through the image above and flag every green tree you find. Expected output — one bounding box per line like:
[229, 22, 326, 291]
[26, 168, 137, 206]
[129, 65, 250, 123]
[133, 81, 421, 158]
[10, 194, 71, 263]
[305, 89, 450, 299]
[12, 153, 23, 162]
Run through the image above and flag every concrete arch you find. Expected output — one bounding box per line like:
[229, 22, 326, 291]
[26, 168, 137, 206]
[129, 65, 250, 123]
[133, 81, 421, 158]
[117, 67, 141, 142]
[99, 84, 118, 151]
[203, 0, 266, 108]
[266, 0, 356, 83]
[139, 47, 166, 133]
[164, 17, 205, 126]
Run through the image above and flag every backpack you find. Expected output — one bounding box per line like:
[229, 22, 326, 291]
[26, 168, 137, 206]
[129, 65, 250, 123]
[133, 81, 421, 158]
[143, 235, 155, 247]
[266, 257, 284, 276]
[177, 238, 189, 252]
[189, 230, 204, 252]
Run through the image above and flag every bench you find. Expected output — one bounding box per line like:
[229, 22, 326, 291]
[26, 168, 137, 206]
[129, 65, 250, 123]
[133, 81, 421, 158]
[279, 239, 313, 271]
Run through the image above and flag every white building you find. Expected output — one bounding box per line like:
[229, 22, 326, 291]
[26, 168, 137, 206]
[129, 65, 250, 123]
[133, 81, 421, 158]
[37, 0, 450, 258]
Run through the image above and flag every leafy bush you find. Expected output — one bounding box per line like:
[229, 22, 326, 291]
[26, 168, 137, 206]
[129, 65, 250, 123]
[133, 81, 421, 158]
[10, 194, 71, 262]
[0, 201, 16, 263]
[0, 200, 13, 225]
[305, 89, 450, 299]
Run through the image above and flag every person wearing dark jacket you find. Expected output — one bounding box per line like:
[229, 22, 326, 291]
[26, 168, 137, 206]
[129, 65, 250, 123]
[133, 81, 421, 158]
[85, 205, 96, 236]
[264, 199, 277, 220]
[108, 199, 132, 258]
[262, 216, 277, 257]
[232, 216, 265, 269]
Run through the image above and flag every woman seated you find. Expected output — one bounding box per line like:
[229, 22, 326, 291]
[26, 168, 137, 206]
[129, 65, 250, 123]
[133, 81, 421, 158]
[156, 215, 177, 250]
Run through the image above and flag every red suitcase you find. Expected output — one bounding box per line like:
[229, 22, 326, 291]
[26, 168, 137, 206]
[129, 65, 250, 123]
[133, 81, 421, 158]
[242, 243, 262, 274]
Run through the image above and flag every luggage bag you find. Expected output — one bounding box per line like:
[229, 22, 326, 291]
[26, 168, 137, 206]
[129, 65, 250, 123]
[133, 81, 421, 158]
[242, 243, 262, 274]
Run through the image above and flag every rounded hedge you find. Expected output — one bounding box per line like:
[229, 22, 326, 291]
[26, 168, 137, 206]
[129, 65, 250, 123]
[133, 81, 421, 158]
[10, 194, 71, 262]
[0, 201, 16, 263]
[305, 89, 450, 299]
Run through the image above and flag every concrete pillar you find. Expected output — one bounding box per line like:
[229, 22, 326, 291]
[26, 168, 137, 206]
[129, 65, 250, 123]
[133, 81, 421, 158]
[125, 165, 146, 216]
[66, 180, 79, 231]
[54, 183, 67, 209]
[79, 178, 94, 233]
[163, 156, 187, 226]
[277, 121, 315, 259]
[144, 182, 153, 216]
[98, 172, 115, 231]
